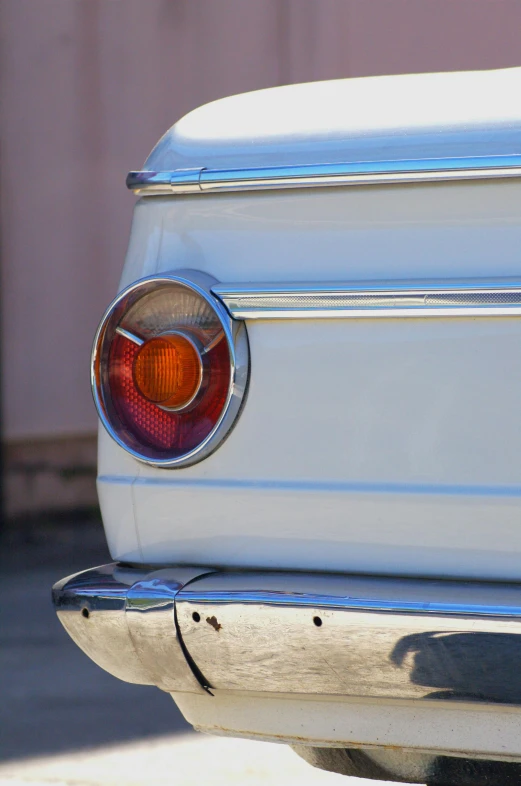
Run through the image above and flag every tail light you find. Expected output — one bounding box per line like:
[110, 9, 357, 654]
[91, 271, 249, 467]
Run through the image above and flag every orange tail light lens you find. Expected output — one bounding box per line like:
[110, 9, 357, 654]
[133, 333, 203, 410]
[91, 273, 249, 467]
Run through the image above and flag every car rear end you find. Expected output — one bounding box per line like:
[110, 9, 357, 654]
[54, 67, 521, 784]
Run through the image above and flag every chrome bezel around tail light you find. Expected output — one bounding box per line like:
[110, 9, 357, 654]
[91, 270, 249, 468]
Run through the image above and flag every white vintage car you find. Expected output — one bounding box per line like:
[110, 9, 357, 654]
[53, 67, 521, 785]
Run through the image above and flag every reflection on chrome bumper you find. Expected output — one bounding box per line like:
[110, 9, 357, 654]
[52, 564, 213, 694]
[53, 564, 521, 705]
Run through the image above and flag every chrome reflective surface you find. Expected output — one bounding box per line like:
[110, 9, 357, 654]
[177, 572, 521, 703]
[53, 564, 213, 693]
[128, 167, 203, 195]
[91, 270, 250, 468]
[212, 278, 521, 320]
[114, 325, 144, 346]
[54, 564, 521, 706]
[126, 568, 213, 693]
[53, 564, 154, 685]
[127, 155, 521, 196]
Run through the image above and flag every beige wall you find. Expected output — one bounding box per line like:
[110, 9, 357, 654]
[2, 0, 521, 442]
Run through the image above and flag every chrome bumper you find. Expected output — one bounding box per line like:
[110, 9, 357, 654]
[53, 564, 521, 705]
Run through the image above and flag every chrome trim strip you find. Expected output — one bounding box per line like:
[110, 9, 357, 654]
[177, 589, 521, 618]
[127, 155, 521, 195]
[127, 167, 203, 195]
[201, 329, 225, 355]
[212, 279, 521, 320]
[115, 326, 144, 346]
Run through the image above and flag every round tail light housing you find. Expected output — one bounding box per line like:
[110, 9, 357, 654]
[91, 271, 249, 467]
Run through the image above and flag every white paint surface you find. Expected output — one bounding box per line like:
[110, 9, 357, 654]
[146, 67, 521, 170]
[173, 691, 521, 761]
[101, 178, 521, 579]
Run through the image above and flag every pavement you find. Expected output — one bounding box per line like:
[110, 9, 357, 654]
[0, 511, 402, 785]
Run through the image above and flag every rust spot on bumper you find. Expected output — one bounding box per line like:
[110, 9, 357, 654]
[206, 615, 222, 632]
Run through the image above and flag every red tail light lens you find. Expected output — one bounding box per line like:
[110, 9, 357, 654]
[91, 272, 249, 467]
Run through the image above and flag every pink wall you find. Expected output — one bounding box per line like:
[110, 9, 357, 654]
[2, 0, 521, 440]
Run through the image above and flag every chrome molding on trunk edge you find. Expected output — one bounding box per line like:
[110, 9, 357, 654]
[127, 154, 521, 195]
[54, 564, 521, 706]
[212, 279, 521, 320]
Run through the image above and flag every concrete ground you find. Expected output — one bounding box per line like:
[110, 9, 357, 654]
[0, 512, 405, 785]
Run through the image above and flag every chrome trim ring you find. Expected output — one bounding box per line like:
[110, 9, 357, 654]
[212, 278, 521, 320]
[127, 154, 521, 196]
[91, 271, 250, 468]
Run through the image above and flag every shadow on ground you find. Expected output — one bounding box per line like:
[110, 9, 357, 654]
[0, 510, 192, 761]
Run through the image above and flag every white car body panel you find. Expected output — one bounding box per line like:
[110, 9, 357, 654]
[173, 691, 521, 761]
[144, 67, 521, 170]
[100, 178, 521, 578]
